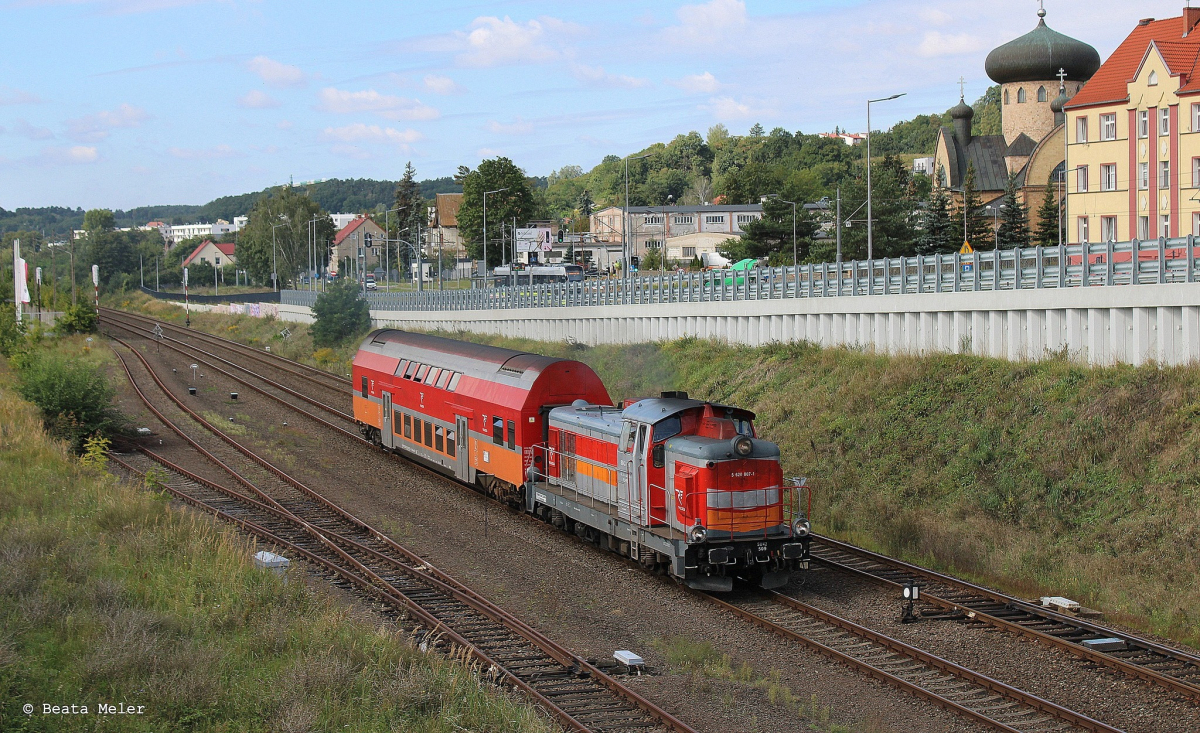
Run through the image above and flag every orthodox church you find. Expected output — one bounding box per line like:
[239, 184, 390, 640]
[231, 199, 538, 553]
[932, 4, 1102, 236]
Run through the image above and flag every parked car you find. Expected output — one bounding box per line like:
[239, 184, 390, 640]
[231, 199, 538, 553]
[363, 273, 377, 291]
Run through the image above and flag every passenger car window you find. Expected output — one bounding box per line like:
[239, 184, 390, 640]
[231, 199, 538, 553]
[404, 362, 417, 379]
[436, 370, 451, 389]
[507, 420, 516, 449]
[360, 376, 368, 398]
[493, 417, 504, 445]
[446, 430, 456, 457]
[448, 373, 462, 391]
[394, 359, 408, 376]
[424, 421, 434, 447]
[415, 365, 430, 383]
[435, 426, 444, 452]
[392, 410, 401, 435]
[404, 414, 412, 438]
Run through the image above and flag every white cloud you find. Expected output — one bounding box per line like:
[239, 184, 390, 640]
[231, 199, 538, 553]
[672, 71, 720, 94]
[12, 119, 53, 140]
[919, 7, 953, 26]
[0, 86, 42, 105]
[42, 145, 99, 164]
[917, 31, 983, 58]
[476, 147, 504, 158]
[317, 87, 439, 120]
[423, 74, 464, 95]
[246, 56, 305, 88]
[704, 96, 757, 120]
[456, 15, 580, 67]
[665, 0, 746, 45]
[570, 64, 650, 89]
[168, 144, 238, 160]
[486, 118, 534, 136]
[65, 103, 148, 142]
[237, 90, 281, 109]
[323, 123, 423, 147]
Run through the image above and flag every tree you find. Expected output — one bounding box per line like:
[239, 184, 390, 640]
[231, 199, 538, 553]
[311, 279, 370, 347]
[456, 157, 540, 268]
[960, 164, 991, 250]
[392, 162, 426, 272]
[725, 197, 818, 263]
[236, 186, 335, 287]
[996, 172, 1031, 250]
[82, 209, 115, 232]
[748, 123, 765, 138]
[1034, 172, 1063, 248]
[577, 190, 594, 219]
[916, 179, 958, 255]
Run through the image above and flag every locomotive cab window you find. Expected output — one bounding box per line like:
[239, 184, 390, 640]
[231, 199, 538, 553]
[622, 422, 635, 453]
[652, 444, 665, 468]
[733, 419, 753, 437]
[435, 426, 444, 452]
[636, 425, 648, 456]
[404, 414, 412, 438]
[507, 420, 516, 449]
[361, 376, 368, 398]
[493, 417, 504, 445]
[652, 416, 682, 442]
[446, 430, 456, 457]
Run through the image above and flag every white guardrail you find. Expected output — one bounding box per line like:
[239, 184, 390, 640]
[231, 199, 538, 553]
[282, 239, 1200, 312]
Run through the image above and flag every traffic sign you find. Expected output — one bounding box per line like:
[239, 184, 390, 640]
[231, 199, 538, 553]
[959, 242, 974, 255]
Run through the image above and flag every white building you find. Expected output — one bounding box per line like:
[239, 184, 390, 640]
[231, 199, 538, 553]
[590, 204, 764, 258]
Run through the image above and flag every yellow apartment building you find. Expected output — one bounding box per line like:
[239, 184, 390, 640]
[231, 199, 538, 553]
[1066, 8, 1200, 243]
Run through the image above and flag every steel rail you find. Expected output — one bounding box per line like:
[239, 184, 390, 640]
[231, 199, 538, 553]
[99, 306, 349, 389]
[108, 336, 696, 733]
[704, 592, 1121, 733]
[810, 535, 1200, 702]
[100, 311, 352, 420]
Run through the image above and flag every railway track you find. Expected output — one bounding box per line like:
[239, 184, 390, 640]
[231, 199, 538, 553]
[98, 307, 1198, 720]
[107, 334, 696, 733]
[809, 536, 1200, 702]
[706, 591, 1122, 733]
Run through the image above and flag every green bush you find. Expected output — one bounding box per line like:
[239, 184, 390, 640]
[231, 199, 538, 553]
[0, 304, 26, 357]
[15, 350, 125, 452]
[311, 279, 370, 348]
[54, 303, 98, 334]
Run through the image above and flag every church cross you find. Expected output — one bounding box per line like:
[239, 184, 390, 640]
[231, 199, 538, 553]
[959, 76, 966, 99]
[1057, 67, 1067, 92]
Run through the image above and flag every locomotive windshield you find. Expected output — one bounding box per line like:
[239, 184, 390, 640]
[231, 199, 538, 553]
[652, 416, 682, 442]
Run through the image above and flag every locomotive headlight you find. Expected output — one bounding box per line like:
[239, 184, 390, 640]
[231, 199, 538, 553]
[732, 435, 753, 457]
[688, 525, 708, 544]
[792, 518, 811, 537]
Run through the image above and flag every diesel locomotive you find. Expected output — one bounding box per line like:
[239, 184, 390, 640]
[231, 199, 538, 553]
[352, 329, 810, 591]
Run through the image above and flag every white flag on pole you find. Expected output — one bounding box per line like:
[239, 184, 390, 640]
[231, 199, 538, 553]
[15, 257, 30, 304]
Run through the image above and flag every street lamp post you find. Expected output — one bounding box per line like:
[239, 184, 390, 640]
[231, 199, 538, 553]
[271, 222, 286, 292]
[659, 195, 673, 274]
[987, 204, 1006, 247]
[624, 152, 652, 278]
[867, 92, 906, 261]
[763, 194, 798, 267]
[483, 188, 507, 287]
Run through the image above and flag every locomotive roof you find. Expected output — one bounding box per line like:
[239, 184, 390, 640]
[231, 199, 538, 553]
[550, 397, 756, 433]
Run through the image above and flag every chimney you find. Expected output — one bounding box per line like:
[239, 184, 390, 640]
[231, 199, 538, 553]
[1186, 7, 1200, 36]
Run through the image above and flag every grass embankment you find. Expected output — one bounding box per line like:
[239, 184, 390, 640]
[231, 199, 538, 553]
[0, 337, 553, 732]
[106, 291, 1200, 647]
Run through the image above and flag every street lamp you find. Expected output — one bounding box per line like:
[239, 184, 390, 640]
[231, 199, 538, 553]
[384, 206, 407, 291]
[763, 194, 798, 267]
[986, 203, 1006, 247]
[624, 152, 652, 278]
[483, 188, 507, 285]
[271, 222, 286, 292]
[660, 194, 673, 274]
[866, 92, 906, 261]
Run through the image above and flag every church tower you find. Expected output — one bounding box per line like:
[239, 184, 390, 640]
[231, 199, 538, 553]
[985, 4, 1101, 147]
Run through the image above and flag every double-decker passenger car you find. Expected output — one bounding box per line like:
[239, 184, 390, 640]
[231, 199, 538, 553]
[353, 330, 811, 591]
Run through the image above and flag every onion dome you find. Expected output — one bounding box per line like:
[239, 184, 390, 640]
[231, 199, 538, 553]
[950, 97, 974, 121]
[1051, 87, 1070, 125]
[950, 95, 974, 147]
[985, 8, 1101, 84]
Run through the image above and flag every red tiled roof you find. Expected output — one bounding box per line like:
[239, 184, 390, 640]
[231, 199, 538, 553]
[333, 216, 370, 246]
[181, 240, 235, 267]
[1067, 14, 1200, 109]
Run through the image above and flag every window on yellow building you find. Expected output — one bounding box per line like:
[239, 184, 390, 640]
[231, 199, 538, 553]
[1160, 161, 1171, 190]
[1100, 164, 1117, 191]
[1101, 217, 1117, 243]
[1193, 158, 1200, 188]
[1194, 213, 1200, 236]
[1138, 216, 1150, 240]
[1193, 104, 1200, 132]
[1076, 166, 1089, 193]
[1149, 70, 1159, 86]
[1138, 111, 1149, 139]
[1161, 214, 1171, 238]
[1076, 117, 1088, 143]
[1100, 114, 1116, 141]
[1139, 162, 1149, 190]
[1078, 218, 1089, 244]
[1160, 108, 1171, 136]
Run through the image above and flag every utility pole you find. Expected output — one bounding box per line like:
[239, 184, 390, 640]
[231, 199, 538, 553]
[70, 230, 77, 305]
[1058, 67, 1067, 248]
[836, 188, 843, 264]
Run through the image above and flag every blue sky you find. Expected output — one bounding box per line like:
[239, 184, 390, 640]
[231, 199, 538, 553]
[0, 0, 1185, 210]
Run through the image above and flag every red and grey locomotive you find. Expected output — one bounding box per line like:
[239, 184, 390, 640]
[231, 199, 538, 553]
[352, 329, 810, 591]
